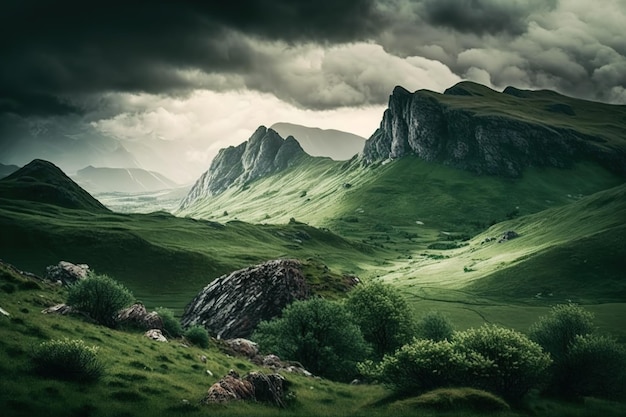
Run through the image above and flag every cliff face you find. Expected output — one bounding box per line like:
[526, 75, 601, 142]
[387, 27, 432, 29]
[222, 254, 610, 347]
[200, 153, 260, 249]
[362, 83, 626, 177]
[180, 127, 306, 209]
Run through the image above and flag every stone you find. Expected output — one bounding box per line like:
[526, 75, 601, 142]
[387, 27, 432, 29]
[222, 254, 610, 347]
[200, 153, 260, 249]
[41, 303, 74, 315]
[116, 303, 163, 330]
[224, 338, 259, 358]
[498, 230, 520, 243]
[181, 259, 311, 339]
[44, 261, 89, 286]
[201, 370, 287, 407]
[202, 370, 255, 404]
[145, 329, 168, 342]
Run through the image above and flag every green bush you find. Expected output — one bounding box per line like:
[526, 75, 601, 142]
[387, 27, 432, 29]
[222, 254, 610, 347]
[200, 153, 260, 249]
[416, 311, 454, 342]
[554, 334, 626, 399]
[359, 338, 462, 393]
[155, 307, 182, 338]
[253, 298, 369, 381]
[184, 325, 209, 348]
[529, 303, 595, 361]
[366, 325, 551, 402]
[67, 274, 134, 327]
[32, 338, 103, 382]
[345, 281, 416, 358]
[453, 325, 552, 402]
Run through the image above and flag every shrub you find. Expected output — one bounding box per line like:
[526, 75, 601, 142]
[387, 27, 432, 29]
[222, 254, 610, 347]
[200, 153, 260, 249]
[345, 281, 416, 358]
[453, 325, 552, 402]
[529, 303, 595, 361]
[155, 307, 182, 338]
[554, 334, 626, 399]
[415, 311, 454, 342]
[184, 325, 209, 348]
[253, 298, 369, 381]
[67, 274, 134, 327]
[32, 338, 103, 382]
[360, 339, 462, 393]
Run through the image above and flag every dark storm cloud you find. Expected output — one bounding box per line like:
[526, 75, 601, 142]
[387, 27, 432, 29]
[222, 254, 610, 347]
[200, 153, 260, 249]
[0, 0, 386, 115]
[419, 0, 559, 35]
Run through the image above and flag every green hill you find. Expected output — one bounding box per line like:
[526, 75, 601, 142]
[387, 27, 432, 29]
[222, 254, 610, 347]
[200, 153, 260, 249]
[0, 159, 109, 212]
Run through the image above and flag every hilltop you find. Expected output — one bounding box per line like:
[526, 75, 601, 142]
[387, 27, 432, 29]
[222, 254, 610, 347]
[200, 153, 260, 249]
[0, 159, 110, 212]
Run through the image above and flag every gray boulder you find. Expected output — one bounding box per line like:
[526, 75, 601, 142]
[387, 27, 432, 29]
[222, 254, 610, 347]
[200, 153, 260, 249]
[201, 370, 286, 407]
[44, 261, 89, 286]
[181, 259, 311, 339]
[117, 303, 163, 330]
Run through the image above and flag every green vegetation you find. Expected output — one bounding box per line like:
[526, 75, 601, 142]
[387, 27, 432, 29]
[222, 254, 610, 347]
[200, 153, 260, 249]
[392, 387, 510, 413]
[67, 274, 134, 327]
[184, 325, 210, 348]
[155, 307, 183, 338]
[254, 298, 369, 381]
[415, 311, 455, 342]
[31, 338, 103, 383]
[345, 281, 416, 359]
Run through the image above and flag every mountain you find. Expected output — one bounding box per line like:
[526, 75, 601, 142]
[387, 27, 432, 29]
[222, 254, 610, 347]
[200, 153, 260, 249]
[72, 166, 178, 193]
[0, 159, 109, 212]
[271, 122, 365, 160]
[363, 82, 626, 177]
[180, 126, 308, 210]
[0, 162, 19, 178]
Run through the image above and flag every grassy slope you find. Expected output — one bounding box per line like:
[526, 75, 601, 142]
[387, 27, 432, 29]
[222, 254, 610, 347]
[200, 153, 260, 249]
[0, 198, 381, 313]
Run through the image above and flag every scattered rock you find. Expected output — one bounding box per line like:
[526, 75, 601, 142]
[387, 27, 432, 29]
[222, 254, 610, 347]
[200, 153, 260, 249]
[498, 230, 519, 243]
[181, 259, 311, 339]
[201, 370, 287, 407]
[116, 303, 163, 330]
[41, 303, 74, 315]
[224, 338, 259, 358]
[202, 370, 255, 404]
[200, 355, 207, 363]
[145, 329, 168, 342]
[44, 261, 89, 286]
[252, 353, 312, 377]
[0, 306, 10, 317]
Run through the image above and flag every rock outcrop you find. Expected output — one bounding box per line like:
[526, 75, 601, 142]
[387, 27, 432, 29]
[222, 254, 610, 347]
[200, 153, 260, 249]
[181, 259, 311, 339]
[362, 82, 626, 177]
[180, 127, 307, 209]
[202, 370, 287, 407]
[44, 261, 90, 286]
[116, 303, 163, 330]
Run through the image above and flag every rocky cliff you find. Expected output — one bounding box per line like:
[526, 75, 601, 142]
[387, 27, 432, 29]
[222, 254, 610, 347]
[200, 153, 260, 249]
[362, 82, 626, 177]
[180, 127, 307, 209]
[181, 259, 311, 339]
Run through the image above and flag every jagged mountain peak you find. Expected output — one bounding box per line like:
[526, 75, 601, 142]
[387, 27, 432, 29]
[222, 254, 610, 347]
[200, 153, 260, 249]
[179, 126, 307, 210]
[0, 159, 109, 212]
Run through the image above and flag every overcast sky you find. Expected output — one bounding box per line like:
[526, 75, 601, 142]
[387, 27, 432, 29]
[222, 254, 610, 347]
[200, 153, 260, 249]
[1, 0, 625, 182]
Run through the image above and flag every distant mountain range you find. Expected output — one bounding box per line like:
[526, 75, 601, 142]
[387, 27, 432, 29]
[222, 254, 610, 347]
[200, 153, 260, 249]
[72, 166, 179, 194]
[0, 162, 19, 179]
[270, 122, 365, 160]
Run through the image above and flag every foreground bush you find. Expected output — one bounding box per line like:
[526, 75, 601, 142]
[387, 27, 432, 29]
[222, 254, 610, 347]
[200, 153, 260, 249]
[415, 311, 454, 342]
[156, 307, 183, 338]
[454, 325, 552, 402]
[364, 325, 551, 402]
[67, 274, 134, 327]
[254, 298, 369, 381]
[359, 339, 462, 393]
[346, 281, 416, 358]
[529, 303, 594, 361]
[554, 334, 626, 399]
[32, 338, 103, 382]
[184, 325, 210, 348]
